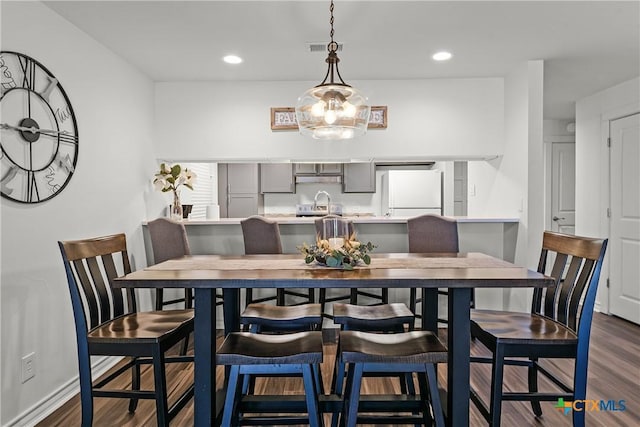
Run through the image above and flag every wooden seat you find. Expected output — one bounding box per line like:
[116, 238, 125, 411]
[241, 303, 322, 333]
[332, 302, 415, 332]
[338, 330, 447, 427]
[58, 233, 194, 427]
[217, 331, 324, 427]
[407, 214, 473, 325]
[314, 215, 388, 319]
[470, 231, 608, 427]
[241, 215, 314, 306]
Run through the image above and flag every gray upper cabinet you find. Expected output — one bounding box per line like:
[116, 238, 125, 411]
[227, 163, 259, 194]
[294, 163, 343, 175]
[260, 163, 294, 193]
[342, 162, 376, 193]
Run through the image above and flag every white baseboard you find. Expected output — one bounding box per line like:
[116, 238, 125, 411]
[5, 356, 122, 427]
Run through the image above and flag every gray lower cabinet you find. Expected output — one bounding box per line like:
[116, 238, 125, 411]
[342, 162, 376, 193]
[227, 193, 260, 217]
[260, 163, 294, 193]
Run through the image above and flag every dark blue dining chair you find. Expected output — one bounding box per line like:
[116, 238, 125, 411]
[470, 231, 608, 427]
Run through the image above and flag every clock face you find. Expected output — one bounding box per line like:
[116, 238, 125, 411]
[0, 51, 78, 203]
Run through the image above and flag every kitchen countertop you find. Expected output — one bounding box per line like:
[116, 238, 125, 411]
[148, 216, 520, 225]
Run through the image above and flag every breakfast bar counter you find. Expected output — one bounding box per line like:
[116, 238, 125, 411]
[142, 216, 519, 315]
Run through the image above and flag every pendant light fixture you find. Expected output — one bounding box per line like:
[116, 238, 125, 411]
[295, 0, 370, 140]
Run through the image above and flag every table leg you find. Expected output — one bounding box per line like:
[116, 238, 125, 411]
[421, 288, 439, 332]
[223, 288, 241, 335]
[194, 288, 216, 426]
[447, 287, 471, 427]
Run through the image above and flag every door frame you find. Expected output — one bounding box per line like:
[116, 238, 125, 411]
[600, 104, 640, 314]
[543, 136, 574, 232]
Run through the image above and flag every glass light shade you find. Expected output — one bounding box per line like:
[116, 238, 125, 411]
[296, 84, 370, 140]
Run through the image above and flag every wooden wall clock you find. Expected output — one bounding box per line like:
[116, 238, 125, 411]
[0, 51, 78, 203]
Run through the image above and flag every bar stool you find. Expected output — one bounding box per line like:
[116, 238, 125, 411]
[339, 330, 447, 427]
[240, 303, 325, 395]
[241, 215, 314, 306]
[217, 331, 324, 427]
[330, 303, 416, 427]
[314, 215, 388, 319]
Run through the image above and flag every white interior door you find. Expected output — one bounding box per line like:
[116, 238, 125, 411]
[609, 113, 640, 325]
[551, 142, 576, 234]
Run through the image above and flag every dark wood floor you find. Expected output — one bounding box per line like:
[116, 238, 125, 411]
[38, 312, 640, 426]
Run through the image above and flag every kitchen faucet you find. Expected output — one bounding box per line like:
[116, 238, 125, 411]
[313, 190, 331, 213]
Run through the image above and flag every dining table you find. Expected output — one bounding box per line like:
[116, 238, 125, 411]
[115, 252, 553, 427]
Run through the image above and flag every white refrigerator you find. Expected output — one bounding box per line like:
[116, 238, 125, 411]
[381, 170, 442, 217]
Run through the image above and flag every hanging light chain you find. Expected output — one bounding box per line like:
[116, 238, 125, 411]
[328, 0, 340, 55]
[329, 0, 335, 48]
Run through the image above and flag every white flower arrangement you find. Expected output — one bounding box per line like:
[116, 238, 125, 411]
[152, 163, 197, 193]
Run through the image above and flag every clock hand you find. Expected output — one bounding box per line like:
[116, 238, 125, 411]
[0, 123, 71, 136]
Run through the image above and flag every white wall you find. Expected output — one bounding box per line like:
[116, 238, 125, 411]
[575, 76, 640, 313]
[154, 78, 505, 162]
[0, 2, 161, 425]
[467, 61, 545, 312]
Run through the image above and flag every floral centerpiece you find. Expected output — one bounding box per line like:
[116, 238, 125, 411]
[153, 163, 197, 220]
[298, 233, 376, 270]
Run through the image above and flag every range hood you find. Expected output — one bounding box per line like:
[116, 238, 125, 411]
[295, 175, 342, 184]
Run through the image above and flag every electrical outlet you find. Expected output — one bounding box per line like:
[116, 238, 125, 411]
[21, 352, 35, 383]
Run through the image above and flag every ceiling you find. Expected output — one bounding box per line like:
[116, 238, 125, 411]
[43, 1, 639, 120]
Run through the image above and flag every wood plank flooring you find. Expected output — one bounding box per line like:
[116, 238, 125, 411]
[38, 312, 640, 426]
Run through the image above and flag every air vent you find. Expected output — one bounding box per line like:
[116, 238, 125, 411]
[307, 42, 343, 53]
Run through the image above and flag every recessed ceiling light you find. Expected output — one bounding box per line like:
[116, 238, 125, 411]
[432, 51, 452, 61]
[223, 55, 242, 64]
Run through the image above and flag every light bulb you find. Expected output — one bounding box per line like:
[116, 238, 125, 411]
[311, 101, 325, 117]
[324, 109, 337, 124]
[342, 101, 356, 118]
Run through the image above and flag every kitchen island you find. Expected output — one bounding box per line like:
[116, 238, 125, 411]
[142, 216, 519, 319]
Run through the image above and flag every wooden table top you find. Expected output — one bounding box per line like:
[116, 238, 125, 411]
[115, 252, 552, 289]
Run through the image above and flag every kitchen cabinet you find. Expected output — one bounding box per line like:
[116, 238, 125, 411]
[227, 193, 260, 217]
[294, 163, 343, 175]
[218, 163, 262, 217]
[343, 162, 376, 193]
[260, 163, 294, 193]
[227, 163, 258, 193]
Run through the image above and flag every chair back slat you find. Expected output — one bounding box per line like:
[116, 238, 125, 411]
[542, 252, 567, 317]
[86, 256, 112, 326]
[59, 233, 135, 332]
[533, 231, 607, 335]
[102, 253, 126, 317]
[407, 214, 459, 253]
[241, 216, 283, 254]
[71, 258, 101, 330]
[556, 256, 583, 324]
[567, 258, 595, 330]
